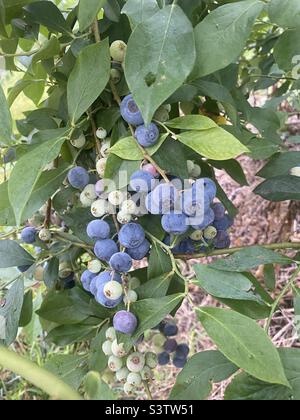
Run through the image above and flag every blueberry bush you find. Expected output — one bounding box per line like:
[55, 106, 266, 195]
[1, 0, 300, 401]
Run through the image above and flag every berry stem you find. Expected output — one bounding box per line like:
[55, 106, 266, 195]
[143, 380, 153, 400]
[92, 18, 101, 43]
[174, 241, 300, 260]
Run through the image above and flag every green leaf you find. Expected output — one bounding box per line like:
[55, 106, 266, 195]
[148, 242, 172, 280]
[152, 137, 189, 179]
[84, 371, 116, 400]
[104, 154, 140, 191]
[269, 0, 300, 28]
[44, 354, 88, 390]
[136, 272, 174, 300]
[254, 176, 300, 201]
[131, 293, 184, 339]
[192, 0, 264, 78]
[109, 134, 167, 160]
[78, 0, 107, 31]
[211, 246, 291, 272]
[43, 257, 59, 290]
[197, 307, 289, 387]
[19, 289, 33, 328]
[24, 1, 70, 33]
[274, 29, 300, 72]
[125, 4, 196, 125]
[0, 84, 12, 145]
[0, 182, 16, 226]
[178, 128, 249, 160]
[257, 152, 300, 179]
[8, 129, 68, 226]
[46, 324, 95, 346]
[0, 278, 24, 346]
[89, 325, 109, 373]
[166, 115, 217, 131]
[194, 264, 264, 303]
[8, 79, 44, 107]
[0, 240, 34, 269]
[68, 40, 110, 123]
[279, 348, 300, 399]
[31, 36, 60, 66]
[224, 372, 292, 400]
[169, 350, 238, 400]
[121, 0, 159, 29]
[264, 264, 276, 291]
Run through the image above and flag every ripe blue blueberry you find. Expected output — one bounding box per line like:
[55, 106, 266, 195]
[161, 213, 188, 235]
[213, 215, 233, 231]
[120, 94, 144, 126]
[213, 230, 231, 249]
[94, 239, 118, 262]
[67, 166, 89, 190]
[135, 123, 159, 147]
[151, 183, 179, 214]
[163, 322, 178, 337]
[164, 339, 178, 353]
[21, 227, 37, 244]
[126, 239, 151, 260]
[86, 220, 110, 240]
[130, 170, 155, 193]
[96, 280, 123, 308]
[172, 238, 196, 255]
[63, 274, 75, 289]
[192, 208, 215, 230]
[158, 352, 170, 366]
[145, 192, 161, 215]
[109, 252, 133, 273]
[212, 202, 226, 221]
[113, 310, 138, 335]
[173, 356, 187, 369]
[119, 223, 145, 249]
[81, 270, 97, 292]
[175, 343, 190, 359]
[192, 178, 217, 203]
[181, 189, 210, 217]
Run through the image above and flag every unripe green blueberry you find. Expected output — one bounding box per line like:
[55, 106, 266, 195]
[290, 166, 300, 177]
[187, 160, 195, 175]
[189, 230, 203, 241]
[110, 40, 127, 62]
[123, 290, 138, 305]
[102, 369, 115, 384]
[153, 333, 166, 348]
[91, 199, 108, 217]
[124, 381, 133, 395]
[103, 281, 123, 300]
[59, 262, 72, 279]
[96, 127, 107, 140]
[121, 199, 137, 215]
[117, 211, 132, 224]
[143, 330, 153, 341]
[71, 133, 86, 149]
[88, 259, 102, 274]
[180, 101, 194, 115]
[102, 340, 113, 356]
[39, 228, 51, 242]
[82, 184, 97, 201]
[190, 164, 201, 178]
[100, 140, 111, 158]
[108, 190, 126, 206]
[106, 327, 116, 342]
[163, 104, 171, 112]
[115, 367, 130, 383]
[141, 366, 153, 381]
[127, 372, 142, 387]
[126, 352, 145, 373]
[145, 352, 158, 369]
[96, 158, 107, 178]
[80, 192, 94, 208]
[111, 339, 127, 358]
[128, 277, 141, 290]
[110, 68, 121, 84]
[108, 355, 123, 372]
[154, 106, 169, 123]
[204, 226, 218, 240]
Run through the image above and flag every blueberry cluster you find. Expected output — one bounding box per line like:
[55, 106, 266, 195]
[102, 326, 157, 395]
[151, 320, 189, 369]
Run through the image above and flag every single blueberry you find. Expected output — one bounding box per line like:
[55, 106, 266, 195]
[213, 215, 234, 231]
[87, 220, 110, 240]
[192, 178, 217, 203]
[96, 282, 123, 308]
[90, 271, 122, 296]
[109, 252, 133, 272]
[63, 274, 75, 289]
[120, 94, 144, 126]
[163, 323, 178, 337]
[130, 170, 155, 193]
[126, 239, 151, 260]
[158, 352, 170, 366]
[119, 223, 145, 249]
[213, 230, 231, 249]
[94, 239, 118, 262]
[68, 166, 89, 190]
[135, 123, 159, 147]
[173, 356, 187, 369]
[192, 208, 215, 230]
[158, 320, 167, 333]
[21, 227, 37, 244]
[172, 238, 196, 255]
[164, 339, 178, 353]
[161, 213, 188, 235]
[81, 270, 97, 292]
[175, 343, 190, 359]
[212, 202, 226, 221]
[113, 310, 138, 335]
[151, 184, 179, 214]
[145, 192, 162, 215]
